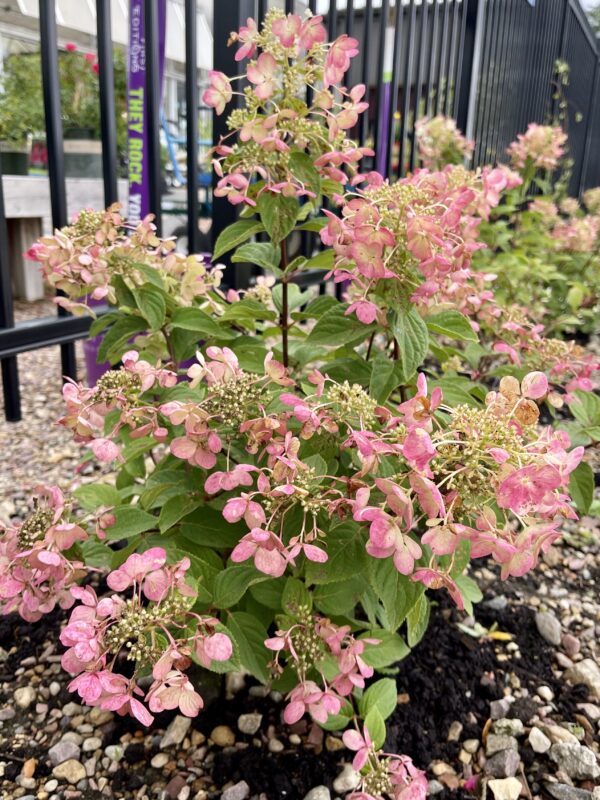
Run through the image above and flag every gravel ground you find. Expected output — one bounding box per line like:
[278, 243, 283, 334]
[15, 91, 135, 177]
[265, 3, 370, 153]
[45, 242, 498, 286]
[0, 301, 599, 800]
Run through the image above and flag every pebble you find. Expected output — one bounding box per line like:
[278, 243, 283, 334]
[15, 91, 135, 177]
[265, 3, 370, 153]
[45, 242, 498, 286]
[431, 762, 455, 777]
[427, 780, 444, 796]
[332, 764, 361, 793]
[463, 739, 480, 754]
[289, 734, 302, 745]
[544, 784, 594, 800]
[48, 740, 81, 766]
[210, 725, 235, 747]
[49, 681, 61, 697]
[562, 634, 581, 657]
[104, 744, 124, 762]
[537, 685, 554, 702]
[325, 735, 344, 752]
[237, 713, 263, 736]
[303, 788, 331, 800]
[88, 708, 113, 725]
[43, 780, 58, 792]
[161, 716, 193, 748]
[14, 686, 36, 709]
[549, 742, 600, 780]
[486, 735, 518, 756]
[151, 752, 170, 768]
[82, 737, 101, 753]
[447, 720, 463, 741]
[52, 759, 86, 784]
[268, 738, 284, 753]
[0, 707, 15, 720]
[488, 777, 522, 800]
[492, 719, 524, 737]
[485, 749, 520, 778]
[165, 775, 187, 800]
[490, 698, 513, 720]
[535, 611, 562, 645]
[221, 780, 250, 800]
[564, 659, 600, 700]
[61, 702, 81, 717]
[529, 726, 551, 753]
[544, 724, 579, 744]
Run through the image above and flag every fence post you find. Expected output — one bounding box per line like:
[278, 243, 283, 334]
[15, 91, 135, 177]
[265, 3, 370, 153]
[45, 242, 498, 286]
[211, 0, 255, 289]
[144, 0, 163, 234]
[185, 0, 200, 254]
[456, 0, 483, 141]
[0, 154, 21, 421]
[97, 0, 119, 207]
[580, 55, 600, 194]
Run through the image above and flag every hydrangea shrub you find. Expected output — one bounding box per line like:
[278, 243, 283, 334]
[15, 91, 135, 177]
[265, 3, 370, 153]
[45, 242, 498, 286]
[2, 12, 598, 800]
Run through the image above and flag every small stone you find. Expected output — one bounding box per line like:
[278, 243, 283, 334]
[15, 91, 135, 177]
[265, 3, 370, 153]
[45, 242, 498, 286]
[564, 659, 600, 700]
[487, 735, 519, 756]
[333, 764, 361, 793]
[549, 742, 600, 780]
[529, 727, 551, 754]
[82, 737, 101, 753]
[165, 775, 187, 800]
[289, 734, 302, 745]
[485, 749, 520, 778]
[61, 702, 82, 717]
[427, 780, 444, 796]
[303, 788, 331, 800]
[464, 739, 480, 754]
[537, 685, 554, 702]
[488, 777, 523, 800]
[21, 758, 37, 779]
[49, 681, 61, 697]
[151, 752, 170, 768]
[44, 780, 58, 792]
[447, 721, 463, 742]
[490, 698, 513, 720]
[544, 783, 593, 800]
[88, 707, 113, 725]
[211, 725, 235, 747]
[104, 744, 124, 762]
[268, 738, 284, 753]
[484, 595, 508, 611]
[14, 686, 36, 709]
[222, 780, 250, 800]
[325, 735, 345, 752]
[458, 749, 472, 764]
[492, 719, 524, 737]
[544, 724, 579, 744]
[52, 759, 86, 784]
[161, 716, 193, 748]
[0, 707, 15, 720]
[48, 740, 81, 766]
[431, 762, 455, 777]
[562, 634, 581, 657]
[439, 773, 460, 790]
[237, 713, 263, 736]
[535, 611, 562, 645]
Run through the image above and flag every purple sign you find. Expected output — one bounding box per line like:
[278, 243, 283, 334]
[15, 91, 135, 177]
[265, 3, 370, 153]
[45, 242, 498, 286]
[127, 0, 167, 224]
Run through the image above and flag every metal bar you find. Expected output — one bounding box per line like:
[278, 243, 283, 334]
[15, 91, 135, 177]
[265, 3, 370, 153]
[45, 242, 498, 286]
[488, 0, 511, 161]
[476, 0, 500, 163]
[285, 0, 294, 15]
[425, 0, 440, 117]
[39, 0, 77, 382]
[373, 0, 390, 167]
[328, 0, 338, 40]
[386, 1, 403, 178]
[469, 0, 488, 159]
[346, 0, 354, 38]
[453, 0, 472, 125]
[0, 153, 20, 421]
[580, 56, 600, 193]
[435, 0, 450, 115]
[96, 0, 119, 206]
[0, 315, 99, 361]
[144, 0, 162, 234]
[398, 0, 416, 178]
[185, 0, 200, 254]
[443, 0, 461, 117]
[359, 0, 373, 147]
[410, 0, 428, 171]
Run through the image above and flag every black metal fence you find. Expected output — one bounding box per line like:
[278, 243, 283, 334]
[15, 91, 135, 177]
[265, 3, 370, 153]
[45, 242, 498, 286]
[1, 0, 599, 422]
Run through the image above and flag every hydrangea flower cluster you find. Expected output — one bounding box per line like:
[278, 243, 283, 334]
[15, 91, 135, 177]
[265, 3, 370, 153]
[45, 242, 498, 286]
[203, 8, 373, 204]
[61, 547, 232, 724]
[506, 123, 568, 172]
[415, 115, 474, 170]
[0, 486, 87, 622]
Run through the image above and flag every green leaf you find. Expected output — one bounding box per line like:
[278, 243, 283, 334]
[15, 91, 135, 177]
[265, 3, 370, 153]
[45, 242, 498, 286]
[220, 299, 278, 327]
[302, 249, 335, 270]
[313, 576, 366, 616]
[226, 611, 270, 683]
[425, 310, 478, 342]
[364, 707, 386, 749]
[74, 483, 120, 511]
[367, 557, 425, 631]
[131, 283, 167, 331]
[453, 575, 483, 616]
[389, 308, 429, 384]
[97, 316, 147, 363]
[369, 354, 403, 403]
[158, 495, 203, 534]
[213, 220, 265, 260]
[307, 305, 375, 347]
[306, 523, 367, 585]
[212, 565, 269, 608]
[257, 192, 298, 245]
[170, 306, 230, 338]
[80, 538, 114, 569]
[231, 242, 281, 272]
[359, 678, 397, 721]
[282, 577, 312, 617]
[569, 461, 594, 515]
[570, 391, 600, 428]
[180, 506, 247, 549]
[359, 630, 410, 669]
[406, 594, 430, 648]
[296, 217, 328, 233]
[319, 701, 354, 731]
[104, 505, 157, 541]
[288, 151, 321, 196]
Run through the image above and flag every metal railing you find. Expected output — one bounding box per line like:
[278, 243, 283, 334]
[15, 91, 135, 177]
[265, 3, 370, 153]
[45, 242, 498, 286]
[1, 0, 599, 421]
